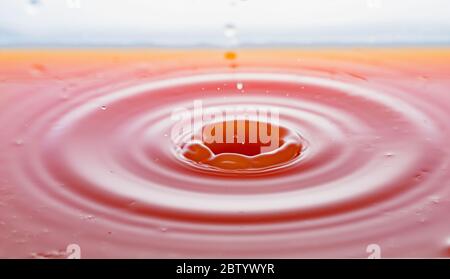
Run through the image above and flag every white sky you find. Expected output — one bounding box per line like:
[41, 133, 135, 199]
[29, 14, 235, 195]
[0, 0, 449, 46]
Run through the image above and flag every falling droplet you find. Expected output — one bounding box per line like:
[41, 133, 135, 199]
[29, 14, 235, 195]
[224, 24, 236, 38]
[224, 51, 237, 60]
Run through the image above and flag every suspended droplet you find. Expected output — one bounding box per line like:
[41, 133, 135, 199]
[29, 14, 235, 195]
[81, 214, 95, 221]
[429, 195, 440, 204]
[60, 94, 69, 100]
[236, 82, 244, 90]
[14, 139, 24, 146]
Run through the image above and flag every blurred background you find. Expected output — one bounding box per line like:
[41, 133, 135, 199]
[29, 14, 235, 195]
[1, 0, 450, 47]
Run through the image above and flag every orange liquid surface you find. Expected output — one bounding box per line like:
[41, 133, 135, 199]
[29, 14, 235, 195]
[1, 48, 450, 258]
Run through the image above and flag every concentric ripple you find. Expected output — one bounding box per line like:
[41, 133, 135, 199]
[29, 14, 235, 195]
[19, 72, 443, 222]
[2, 50, 450, 258]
